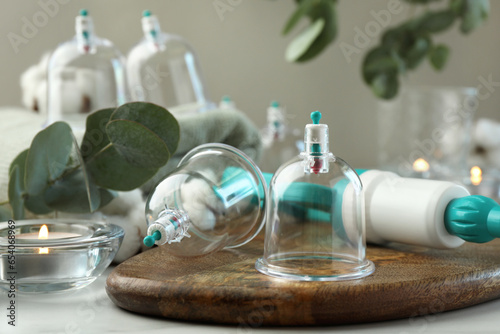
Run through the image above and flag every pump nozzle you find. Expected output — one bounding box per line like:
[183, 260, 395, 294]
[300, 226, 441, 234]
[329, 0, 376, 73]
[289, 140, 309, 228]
[444, 195, 500, 243]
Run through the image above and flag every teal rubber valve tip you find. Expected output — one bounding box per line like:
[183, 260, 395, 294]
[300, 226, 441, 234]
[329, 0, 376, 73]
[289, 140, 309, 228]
[311, 111, 321, 124]
[270, 100, 280, 108]
[444, 195, 500, 244]
[143, 230, 162, 247]
[79, 9, 88, 16]
[143, 10, 151, 17]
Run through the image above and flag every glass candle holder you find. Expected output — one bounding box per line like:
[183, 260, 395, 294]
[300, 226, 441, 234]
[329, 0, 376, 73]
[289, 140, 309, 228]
[0, 219, 124, 293]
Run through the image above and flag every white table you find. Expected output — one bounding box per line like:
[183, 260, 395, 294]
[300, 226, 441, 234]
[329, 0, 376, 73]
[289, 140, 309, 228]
[1, 266, 499, 334]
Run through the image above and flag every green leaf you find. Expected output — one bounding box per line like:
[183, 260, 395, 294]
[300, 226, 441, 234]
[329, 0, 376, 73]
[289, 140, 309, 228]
[450, 0, 465, 15]
[106, 120, 170, 168]
[460, 0, 489, 34]
[417, 10, 456, 33]
[364, 57, 400, 75]
[98, 189, 117, 209]
[283, 0, 316, 35]
[44, 169, 100, 213]
[25, 122, 74, 196]
[9, 149, 29, 179]
[85, 145, 158, 191]
[428, 44, 450, 70]
[81, 108, 115, 162]
[285, 18, 325, 62]
[295, 0, 337, 62]
[405, 37, 430, 69]
[8, 166, 25, 220]
[83, 103, 179, 191]
[403, 0, 441, 3]
[24, 192, 53, 215]
[371, 73, 399, 100]
[0, 205, 12, 221]
[110, 102, 179, 159]
[362, 47, 394, 84]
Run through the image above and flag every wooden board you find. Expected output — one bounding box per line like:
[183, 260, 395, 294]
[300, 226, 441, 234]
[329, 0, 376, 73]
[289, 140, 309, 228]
[105, 236, 500, 326]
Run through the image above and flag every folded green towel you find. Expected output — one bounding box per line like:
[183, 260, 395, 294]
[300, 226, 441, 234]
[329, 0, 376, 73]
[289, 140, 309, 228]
[0, 107, 262, 204]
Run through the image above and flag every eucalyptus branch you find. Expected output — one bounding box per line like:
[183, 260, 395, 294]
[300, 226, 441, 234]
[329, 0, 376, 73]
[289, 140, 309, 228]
[5, 102, 179, 220]
[282, 0, 490, 99]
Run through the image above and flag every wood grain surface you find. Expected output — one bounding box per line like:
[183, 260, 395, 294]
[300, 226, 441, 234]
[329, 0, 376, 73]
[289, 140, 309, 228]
[106, 236, 500, 326]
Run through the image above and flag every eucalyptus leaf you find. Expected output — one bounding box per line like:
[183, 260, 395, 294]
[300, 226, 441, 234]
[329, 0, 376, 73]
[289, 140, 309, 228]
[362, 47, 393, 84]
[285, 18, 325, 63]
[110, 102, 179, 159]
[71, 129, 100, 213]
[460, 0, 489, 34]
[364, 57, 400, 75]
[0, 205, 12, 221]
[381, 27, 404, 47]
[8, 166, 25, 220]
[450, 0, 465, 15]
[417, 10, 456, 34]
[9, 149, 28, 179]
[84, 103, 179, 191]
[81, 108, 115, 161]
[403, 0, 440, 3]
[282, 0, 316, 35]
[295, 0, 337, 62]
[428, 44, 450, 70]
[85, 145, 158, 191]
[405, 37, 430, 70]
[106, 120, 170, 168]
[25, 122, 73, 196]
[99, 189, 117, 209]
[371, 73, 399, 100]
[24, 192, 53, 215]
[44, 169, 101, 213]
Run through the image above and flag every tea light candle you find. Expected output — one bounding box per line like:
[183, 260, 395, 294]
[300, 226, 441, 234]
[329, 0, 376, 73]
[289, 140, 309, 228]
[16, 225, 81, 240]
[467, 166, 500, 201]
[412, 158, 430, 178]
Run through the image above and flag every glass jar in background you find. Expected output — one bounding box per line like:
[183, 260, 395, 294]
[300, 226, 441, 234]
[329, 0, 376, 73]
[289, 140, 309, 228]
[377, 86, 477, 182]
[46, 10, 126, 131]
[126, 11, 215, 116]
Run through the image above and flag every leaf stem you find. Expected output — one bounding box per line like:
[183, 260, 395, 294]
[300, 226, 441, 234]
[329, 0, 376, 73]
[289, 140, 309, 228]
[84, 143, 113, 166]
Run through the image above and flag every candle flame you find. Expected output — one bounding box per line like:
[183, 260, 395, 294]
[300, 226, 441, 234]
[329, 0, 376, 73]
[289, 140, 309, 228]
[38, 224, 49, 254]
[413, 158, 430, 173]
[470, 166, 482, 186]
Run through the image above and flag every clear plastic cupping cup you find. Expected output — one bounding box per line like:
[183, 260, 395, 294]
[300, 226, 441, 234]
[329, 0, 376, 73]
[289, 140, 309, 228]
[255, 111, 375, 281]
[46, 9, 126, 131]
[144, 144, 267, 257]
[126, 10, 215, 116]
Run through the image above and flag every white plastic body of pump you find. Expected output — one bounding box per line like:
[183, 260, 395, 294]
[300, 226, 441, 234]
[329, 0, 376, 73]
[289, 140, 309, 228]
[343, 170, 469, 249]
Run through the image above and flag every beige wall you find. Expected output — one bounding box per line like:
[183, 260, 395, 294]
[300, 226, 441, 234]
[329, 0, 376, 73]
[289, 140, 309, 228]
[1, 0, 499, 168]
